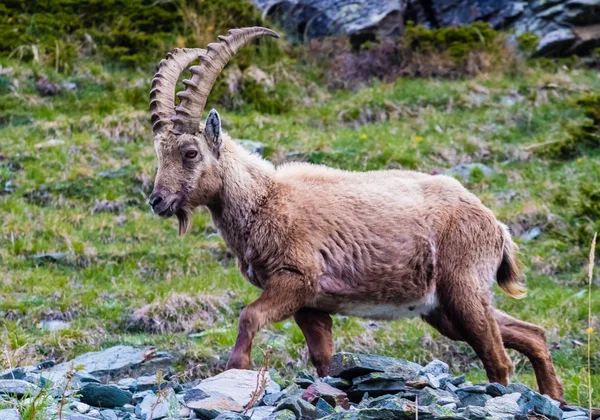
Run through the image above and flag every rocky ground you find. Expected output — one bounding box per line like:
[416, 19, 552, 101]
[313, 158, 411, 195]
[0, 346, 594, 420]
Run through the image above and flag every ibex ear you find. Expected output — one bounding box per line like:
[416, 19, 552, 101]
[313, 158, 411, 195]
[205, 109, 222, 158]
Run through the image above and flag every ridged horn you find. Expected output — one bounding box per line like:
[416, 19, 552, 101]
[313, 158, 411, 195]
[171, 27, 279, 134]
[150, 48, 206, 135]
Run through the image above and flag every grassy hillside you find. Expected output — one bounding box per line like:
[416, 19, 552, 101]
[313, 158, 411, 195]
[0, 6, 599, 406]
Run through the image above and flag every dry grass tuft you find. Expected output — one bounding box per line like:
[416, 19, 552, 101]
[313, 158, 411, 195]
[129, 293, 232, 334]
[587, 233, 597, 418]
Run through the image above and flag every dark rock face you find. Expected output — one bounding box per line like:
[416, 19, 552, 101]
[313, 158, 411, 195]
[329, 352, 421, 380]
[78, 383, 132, 408]
[250, 0, 600, 57]
[253, 0, 403, 43]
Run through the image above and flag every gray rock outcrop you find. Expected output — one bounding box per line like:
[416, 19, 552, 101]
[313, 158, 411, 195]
[251, 0, 600, 56]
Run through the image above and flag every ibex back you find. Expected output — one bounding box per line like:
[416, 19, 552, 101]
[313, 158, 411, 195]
[148, 27, 565, 403]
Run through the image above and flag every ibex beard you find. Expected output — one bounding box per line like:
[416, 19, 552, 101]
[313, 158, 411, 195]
[148, 27, 566, 404]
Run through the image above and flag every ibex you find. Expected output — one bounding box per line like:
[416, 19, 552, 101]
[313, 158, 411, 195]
[148, 27, 565, 403]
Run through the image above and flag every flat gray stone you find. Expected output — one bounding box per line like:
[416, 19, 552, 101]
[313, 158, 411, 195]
[194, 369, 279, 407]
[0, 368, 26, 380]
[418, 387, 460, 406]
[136, 389, 176, 420]
[0, 379, 41, 398]
[485, 392, 521, 419]
[245, 406, 276, 419]
[184, 389, 243, 419]
[420, 360, 449, 377]
[329, 353, 421, 380]
[0, 408, 20, 420]
[42, 346, 171, 386]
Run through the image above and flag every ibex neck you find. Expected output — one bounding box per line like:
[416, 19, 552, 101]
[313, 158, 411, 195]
[208, 139, 274, 256]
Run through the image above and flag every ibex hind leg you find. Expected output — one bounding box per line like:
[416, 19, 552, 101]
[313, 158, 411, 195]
[429, 276, 514, 385]
[493, 309, 565, 404]
[294, 308, 333, 377]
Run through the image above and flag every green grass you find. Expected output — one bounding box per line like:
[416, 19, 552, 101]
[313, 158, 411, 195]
[0, 57, 599, 406]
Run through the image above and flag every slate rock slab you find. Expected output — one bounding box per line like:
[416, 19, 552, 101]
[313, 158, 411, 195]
[485, 382, 507, 397]
[322, 377, 351, 390]
[530, 393, 563, 420]
[484, 392, 521, 419]
[42, 345, 172, 385]
[348, 372, 410, 400]
[418, 387, 460, 406]
[78, 383, 132, 408]
[136, 389, 175, 420]
[214, 413, 251, 420]
[245, 406, 276, 419]
[0, 408, 21, 420]
[0, 379, 41, 398]
[419, 360, 449, 377]
[265, 409, 296, 420]
[302, 382, 350, 409]
[329, 352, 421, 380]
[194, 369, 280, 408]
[184, 388, 243, 418]
[0, 368, 26, 380]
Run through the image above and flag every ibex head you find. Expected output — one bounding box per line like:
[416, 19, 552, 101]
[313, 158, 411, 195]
[148, 27, 279, 235]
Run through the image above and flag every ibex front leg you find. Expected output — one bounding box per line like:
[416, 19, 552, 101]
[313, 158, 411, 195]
[227, 269, 313, 370]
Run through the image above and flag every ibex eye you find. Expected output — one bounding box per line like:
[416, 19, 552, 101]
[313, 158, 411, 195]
[185, 150, 198, 159]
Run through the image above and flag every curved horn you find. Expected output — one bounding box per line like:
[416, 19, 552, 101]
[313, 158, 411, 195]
[150, 48, 206, 135]
[172, 27, 279, 134]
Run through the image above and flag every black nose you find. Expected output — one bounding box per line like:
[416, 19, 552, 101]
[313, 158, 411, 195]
[149, 193, 163, 209]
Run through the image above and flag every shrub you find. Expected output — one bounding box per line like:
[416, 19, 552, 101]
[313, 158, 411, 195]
[534, 93, 600, 159]
[0, 0, 276, 68]
[304, 22, 513, 88]
[516, 32, 539, 54]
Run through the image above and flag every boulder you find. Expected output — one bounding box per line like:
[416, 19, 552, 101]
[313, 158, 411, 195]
[78, 383, 132, 408]
[0, 379, 41, 398]
[0, 409, 20, 420]
[302, 382, 350, 409]
[214, 413, 251, 420]
[535, 28, 579, 56]
[193, 369, 280, 408]
[245, 406, 276, 419]
[136, 374, 159, 391]
[136, 389, 176, 420]
[419, 360, 449, 377]
[456, 386, 491, 407]
[184, 388, 243, 419]
[329, 352, 421, 380]
[42, 346, 172, 386]
[530, 393, 563, 420]
[251, 0, 600, 57]
[418, 387, 460, 406]
[253, 0, 403, 43]
[461, 405, 489, 419]
[265, 409, 296, 420]
[347, 372, 410, 400]
[275, 396, 327, 419]
[484, 392, 521, 419]
[0, 368, 26, 380]
[321, 376, 352, 390]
